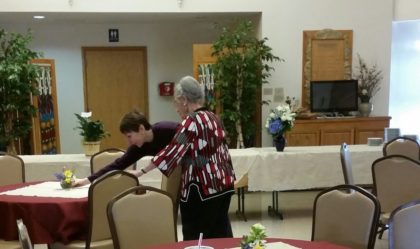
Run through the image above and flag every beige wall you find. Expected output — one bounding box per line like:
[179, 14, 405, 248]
[394, 0, 420, 20]
[1, 0, 394, 151]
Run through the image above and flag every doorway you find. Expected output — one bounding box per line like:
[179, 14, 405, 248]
[83, 47, 148, 150]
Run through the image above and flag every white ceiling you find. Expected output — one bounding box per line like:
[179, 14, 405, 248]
[0, 12, 260, 25]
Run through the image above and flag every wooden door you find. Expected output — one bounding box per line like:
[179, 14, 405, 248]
[83, 47, 148, 150]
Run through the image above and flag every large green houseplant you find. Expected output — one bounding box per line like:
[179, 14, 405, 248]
[74, 112, 109, 142]
[0, 29, 41, 154]
[74, 112, 109, 155]
[212, 21, 281, 148]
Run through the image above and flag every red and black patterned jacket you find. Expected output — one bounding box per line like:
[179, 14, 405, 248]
[152, 108, 236, 201]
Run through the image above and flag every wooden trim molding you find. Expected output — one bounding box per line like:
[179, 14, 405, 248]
[302, 29, 353, 108]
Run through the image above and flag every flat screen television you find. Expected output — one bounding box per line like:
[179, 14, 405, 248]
[310, 79, 358, 114]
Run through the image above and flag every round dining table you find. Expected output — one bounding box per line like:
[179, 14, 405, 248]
[0, 182, 88, 244]
[143, 237, 351, 249]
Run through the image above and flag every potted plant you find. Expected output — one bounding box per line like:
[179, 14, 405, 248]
[354, 54, 383, 116]
[74, 112, 109, 155]
[212, 20, 281, 148]
[0, 29, 41, 154]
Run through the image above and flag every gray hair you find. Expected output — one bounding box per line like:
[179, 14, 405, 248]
[174, 76, 204, 104]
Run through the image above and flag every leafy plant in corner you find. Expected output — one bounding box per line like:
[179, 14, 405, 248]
[74, 112, 109, 142]
[212, 20, 281, 148]
[0, 29, 41, 154]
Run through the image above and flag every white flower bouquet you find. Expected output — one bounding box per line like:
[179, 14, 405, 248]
[265, 105, 296, 139]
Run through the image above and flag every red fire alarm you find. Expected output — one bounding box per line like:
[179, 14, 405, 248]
[159, 82, 174, 96]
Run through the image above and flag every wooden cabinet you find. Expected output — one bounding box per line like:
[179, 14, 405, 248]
[285, 116, 391, 146]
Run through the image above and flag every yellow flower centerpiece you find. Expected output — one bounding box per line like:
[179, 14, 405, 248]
[54, 167, 75, 189]
[240, 223, 267, 249]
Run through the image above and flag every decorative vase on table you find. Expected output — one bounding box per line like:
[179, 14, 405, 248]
[273, 134, 286, 152]
[60, 179, 73, 189]
[55, 168, 75, 189]
[359, 102, 373, 117]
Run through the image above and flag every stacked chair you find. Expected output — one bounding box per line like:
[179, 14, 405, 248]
[372, 155, 420, 239]
[382, 136, 420, 161]
[388, 199, 420, 249]
[312, 184, 380, 249]
[0, 153, 25, 248]
[340, 143, 354, 185]
[90, 148, 134, 174]
[0, 152, 25, 186]
[51, 170, 139, 249]
[107, 186, 176, 249]
[160, 165, 182, 225]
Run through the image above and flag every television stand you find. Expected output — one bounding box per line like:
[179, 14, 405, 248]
[317, 112, 356, 118]
[316, 116, 356, 119]
[285, 116, 391, 146]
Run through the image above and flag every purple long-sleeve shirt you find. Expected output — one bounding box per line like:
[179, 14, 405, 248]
[88, 121, 180, 182]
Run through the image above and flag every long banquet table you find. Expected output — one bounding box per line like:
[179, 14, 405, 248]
[247, 145, 382, 191]
[20, 144, 383, 191]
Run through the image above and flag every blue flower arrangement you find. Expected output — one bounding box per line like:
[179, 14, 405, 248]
[265, 104, 296, 139]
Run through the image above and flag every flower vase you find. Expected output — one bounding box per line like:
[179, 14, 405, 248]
[359, 102, 373, 117]
[273, 135, 286, 152]
[60, 179, 72, 189]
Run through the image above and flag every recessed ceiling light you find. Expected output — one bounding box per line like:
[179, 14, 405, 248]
[33, 15, 45, 19]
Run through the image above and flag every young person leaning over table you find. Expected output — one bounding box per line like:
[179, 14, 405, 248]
[130, 76, 236, 240]
[72, 110, 180, 187]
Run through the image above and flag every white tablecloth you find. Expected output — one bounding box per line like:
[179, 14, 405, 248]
[247, 145, 382, 191]
[20, 145, 383, 191]
[21, 154, 91, 182]
[0, 181, 89, 198]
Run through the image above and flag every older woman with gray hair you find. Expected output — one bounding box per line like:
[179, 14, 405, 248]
[136, 75, 236, 240]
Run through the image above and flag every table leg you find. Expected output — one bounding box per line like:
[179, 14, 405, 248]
[235, 187, 247, 221]
[268, 191, 283, 219]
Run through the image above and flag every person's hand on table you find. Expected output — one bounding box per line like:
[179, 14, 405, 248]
[72, 177, 90, 187]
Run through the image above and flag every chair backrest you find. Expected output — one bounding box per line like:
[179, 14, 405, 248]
[87, 170, 139, 248]
[90, 148, 129, 174]
[372, 155, 420, 213]
[0, 153, 25, 186]
[16, 219, 33, 249]
[107, 185, 176, 249]
[389, 199, 420, 249]
[340, 143, 354, 185]
[312, 184, 380, 249]
[160, 165, 182, 215]
[383, 136, 420, 161]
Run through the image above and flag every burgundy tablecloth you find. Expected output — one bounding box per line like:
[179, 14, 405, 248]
[144, 238, 351, 249]
[0, 182, 88, 244]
